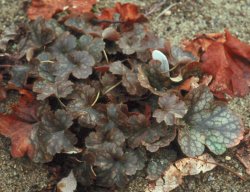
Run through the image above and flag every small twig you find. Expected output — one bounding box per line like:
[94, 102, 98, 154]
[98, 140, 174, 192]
[190, 156, 246, 181]
[91, 91, 100, 107]
[156, 3, 178, 19]
[103, 80, 122, 95]
[56, 96, 66, 108]
[41, 60, 54, 63]
[0, 65, 12, 68]
[103, 49, 109, 64]
[145, 0, 167, 16]
[92, 19, 124, 25]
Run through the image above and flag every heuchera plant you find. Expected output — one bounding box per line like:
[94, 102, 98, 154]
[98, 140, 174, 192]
[0, 1, 247, 191]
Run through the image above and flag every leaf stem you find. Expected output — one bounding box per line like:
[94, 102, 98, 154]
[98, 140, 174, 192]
[103, 80, 122, 95]
[91, 91, 100, 107]
[103, 49, 109, 64]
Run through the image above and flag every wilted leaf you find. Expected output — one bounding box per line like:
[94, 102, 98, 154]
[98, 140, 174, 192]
[137, 65, 170, 96]
[57, 170, 77, 192]
[153, 93, 187, 125]
[146, 153, 217, 192]
[109, 61, 147, 96]
[178, 86, 244, 157]
[27, 0, 96, 20]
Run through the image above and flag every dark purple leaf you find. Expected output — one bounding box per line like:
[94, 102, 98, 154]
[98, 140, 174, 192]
[153, 93, 187, 125]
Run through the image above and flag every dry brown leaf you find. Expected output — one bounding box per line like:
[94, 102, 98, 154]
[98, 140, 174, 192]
[145, 153, 217, 192]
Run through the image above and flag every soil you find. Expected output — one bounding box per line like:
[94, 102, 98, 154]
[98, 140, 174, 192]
[0, 0, 250, 192]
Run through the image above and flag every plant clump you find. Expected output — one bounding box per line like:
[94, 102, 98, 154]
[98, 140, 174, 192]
[0, 1, 248, 191]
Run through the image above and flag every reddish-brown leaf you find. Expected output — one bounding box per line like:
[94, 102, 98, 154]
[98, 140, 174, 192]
[0, 91, 39, 158]
[182, 32, 225, 58]
[27, 0, 96, 20]
[98, 3, 147, 30]
[0, 114, 34, 158]
[201, 31, 250, 98]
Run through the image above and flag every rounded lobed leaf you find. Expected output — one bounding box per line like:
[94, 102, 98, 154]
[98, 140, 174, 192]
[178, 86, 244, 157]
[153, 93, 188, 126]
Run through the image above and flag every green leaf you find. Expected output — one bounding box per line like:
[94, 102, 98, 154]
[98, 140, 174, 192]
[178, 86, 244, 157]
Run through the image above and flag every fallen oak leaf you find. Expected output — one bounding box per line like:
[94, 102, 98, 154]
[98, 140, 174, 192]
[98, 2, 147, 30]
[27, 0, 97, 20]
[182, 32, 225, 58]
[0, 91, 39, 158]
[184, 30, 250, 98]
[0, 114, 34, 158]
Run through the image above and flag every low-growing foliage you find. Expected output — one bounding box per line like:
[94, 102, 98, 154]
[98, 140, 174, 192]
[0, 1, 248, 191]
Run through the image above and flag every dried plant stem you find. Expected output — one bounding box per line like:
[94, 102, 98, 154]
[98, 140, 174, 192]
[156, 3, 178, 19]
[0, 64, 12, 68]
[91, 91, 100, 107]
[145, 0, 167, 16]
[103, 80, 122, 95]
[56, 96, 66, 108]
[41, 60, 54, 63]
[190, 156, 246, 181]
[103, 49, 109, 64]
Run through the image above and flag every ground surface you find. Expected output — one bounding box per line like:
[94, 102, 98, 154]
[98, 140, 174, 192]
[0, 0, 250, 191]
